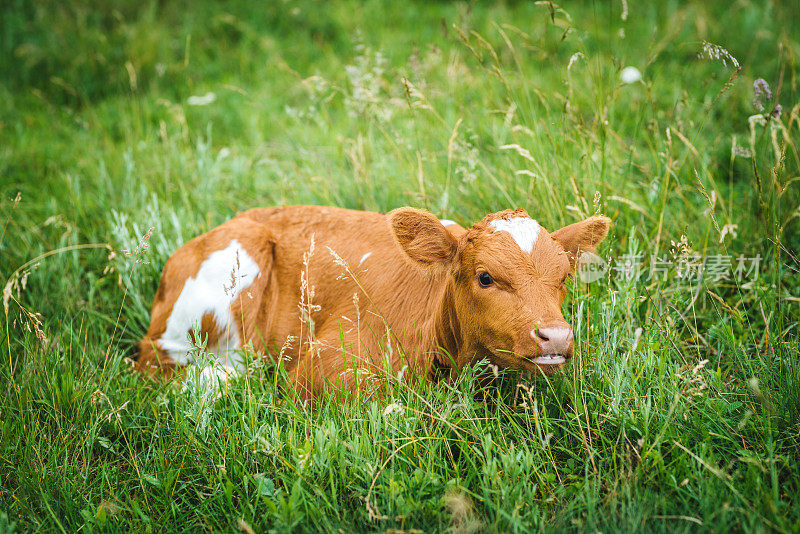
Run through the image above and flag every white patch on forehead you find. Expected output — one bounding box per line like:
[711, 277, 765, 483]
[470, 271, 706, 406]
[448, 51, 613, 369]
[358, 252, 372, 266]
[440, 219, 457, 227]
[489, 217, 541, 253]
[158, 239, 259, 369]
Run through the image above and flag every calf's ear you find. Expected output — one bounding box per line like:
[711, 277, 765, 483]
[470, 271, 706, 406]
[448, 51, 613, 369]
[388, 207, 458, 268]
[551, 216, 611, 269]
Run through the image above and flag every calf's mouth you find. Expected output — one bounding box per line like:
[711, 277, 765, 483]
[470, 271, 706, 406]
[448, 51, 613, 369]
[531, 354, 566, 366]
[486, 346, 571, 372]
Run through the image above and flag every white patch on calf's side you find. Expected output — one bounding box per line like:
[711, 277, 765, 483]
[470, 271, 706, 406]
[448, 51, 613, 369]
[358, 252, 372, 266]
[158, 239, 260, 368]
[489, 217, 540, 253]
[439, 219, 457, 227]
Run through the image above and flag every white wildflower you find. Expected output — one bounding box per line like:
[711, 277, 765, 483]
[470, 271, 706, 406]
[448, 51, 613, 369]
[620, 66, 642, 84]
[719, 224, 738, 243]
[187, 92, 216, 106]
[567, 52, 584, 70]
[383, 402, 405, 418]
[698, 41, 740, 69]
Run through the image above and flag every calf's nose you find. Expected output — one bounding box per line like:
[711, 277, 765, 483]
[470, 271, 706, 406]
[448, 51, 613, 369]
[532, 325, 573, 355]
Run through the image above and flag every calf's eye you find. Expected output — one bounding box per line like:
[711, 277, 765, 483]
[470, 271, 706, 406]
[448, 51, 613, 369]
[478, 272, 494, 287]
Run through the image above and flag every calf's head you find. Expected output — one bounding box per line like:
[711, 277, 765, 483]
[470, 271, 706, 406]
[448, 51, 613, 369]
[390, 208, 610, 375]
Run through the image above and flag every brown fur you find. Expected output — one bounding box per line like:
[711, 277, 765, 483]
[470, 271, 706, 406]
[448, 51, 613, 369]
[136, 205, 610, 397]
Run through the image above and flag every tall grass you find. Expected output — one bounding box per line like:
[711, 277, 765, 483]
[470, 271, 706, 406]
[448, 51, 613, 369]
[1, 0, 799, 531]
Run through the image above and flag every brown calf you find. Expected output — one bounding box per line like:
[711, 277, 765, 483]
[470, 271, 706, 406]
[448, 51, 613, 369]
[136, 206, 610, 396]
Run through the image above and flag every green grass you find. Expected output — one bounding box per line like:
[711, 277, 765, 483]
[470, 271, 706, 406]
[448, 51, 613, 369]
[2, 0, 800, 531]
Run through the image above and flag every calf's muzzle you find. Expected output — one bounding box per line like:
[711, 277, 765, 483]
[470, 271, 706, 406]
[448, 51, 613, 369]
[531, 325, 574, 361]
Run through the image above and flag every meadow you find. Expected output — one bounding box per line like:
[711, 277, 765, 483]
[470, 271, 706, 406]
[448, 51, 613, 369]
[1, 0, 799, 531]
